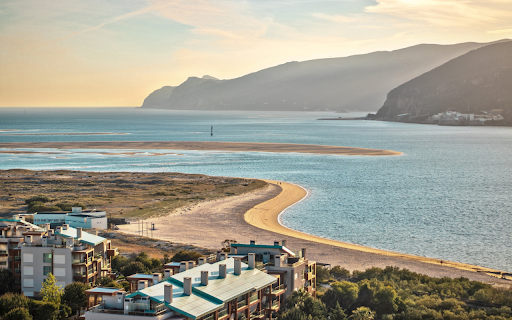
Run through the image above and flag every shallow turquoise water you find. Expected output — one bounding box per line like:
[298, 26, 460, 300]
[1, 108, 511, 271]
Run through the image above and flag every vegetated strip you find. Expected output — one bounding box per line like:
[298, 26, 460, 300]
[0, 141, 401, 156]
[245, 179, 510, 279]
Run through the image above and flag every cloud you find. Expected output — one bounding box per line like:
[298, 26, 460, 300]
[365, 0, 512, 28]
[311, 13, 356, 23]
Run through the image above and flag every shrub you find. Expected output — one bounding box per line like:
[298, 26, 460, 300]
[170, 250, 202, 262]
[25, 195, 50, 204]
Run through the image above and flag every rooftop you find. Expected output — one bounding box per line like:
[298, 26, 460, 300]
[87, 287, 124, 294]
[128, 258, 277, 319]
[55, 226, 107, 246]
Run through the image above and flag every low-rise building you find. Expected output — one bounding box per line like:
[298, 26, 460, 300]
[34, 207, 108, 229]
[230, 240, 316, 298]
[85, 257, 280, 320]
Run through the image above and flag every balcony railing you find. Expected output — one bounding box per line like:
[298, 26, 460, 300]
[218, 309, 228, 318]
[14, 268, 20, 274]
[271, 284, 286, 294]
[237, 300, 247, 309]
[251, 310, 266, 319]
[14, 256, 21, 261]
[73, 259, 87, 265]
[249, 295, 259, 304]
[268, 300, 279, 310]
[74, 272, 86, 278]
[204, 313, 215, 320]
[0, 250, 7, 255]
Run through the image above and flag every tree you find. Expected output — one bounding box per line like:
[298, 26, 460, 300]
[0, 268, 15, 295]
[150, 258, 161, 269]
[96, 276, 115, 287]
[25, 195, 51, 204]
[279, 308, 312, 320]
[316, 265, 330, 283]
[0, 293, 31, 317]
[331, 266, 351, 280]
[3, 307, 32, 320]
[322, 281, 359, 311]
[329, 302, 349, 320]
[112, 255, 129, 272]
[349, 307, 376, 320]
[170, 250, 202, 262]
[30, 300, 60, 320]
[120, 261, 149, 276]
[40, 273, 63, 304]
[163, 253, 170, 264]
[62, 282, 90, 314]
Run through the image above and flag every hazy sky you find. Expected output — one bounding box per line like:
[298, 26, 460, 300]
[1, 0, 511, 107]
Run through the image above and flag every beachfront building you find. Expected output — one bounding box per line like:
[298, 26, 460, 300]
[33, 207, 108, 229]
[0, 216, 43, 292]
[85, 257, 281, 320]
[20, 223, 118, 296]
[230, 240, 317, 298]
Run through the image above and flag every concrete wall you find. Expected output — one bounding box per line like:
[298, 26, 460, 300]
[66, 216, 108, 229]
[20, 246, 73, 296]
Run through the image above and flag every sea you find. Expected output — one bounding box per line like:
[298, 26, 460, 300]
[0, 107, 511, 272]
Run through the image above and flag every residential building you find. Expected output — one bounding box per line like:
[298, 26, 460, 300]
[20, 223, 117, 296]
[34, 207, 108, 229]
[85, 257, 281, 320]
[230, 240, 316, 298]
[0, 216, 43, 292]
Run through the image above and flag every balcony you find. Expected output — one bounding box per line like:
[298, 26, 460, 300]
[74, 272, 86, 279]
[267, 300, 279, 311]
[204, 314, 215, 320]
[305, 271, 314, 281]
[14, 268, 20, 274]
[218, 309, 229, 319]
[266, 284, 286, 296]
[0, 250, 7, 255]
[237, 300, 247, 309]
[14, 256, 21, 261]
[250, 310, 266, 319]
[249, 294, 259, 304]
[73, 259, 88, 265]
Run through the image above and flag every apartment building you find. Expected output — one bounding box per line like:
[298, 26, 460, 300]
[0, 216, 43, 292]
[230, 240, 316, 298]
[85, 257, 282, 320]
[20, 223, 117, 296]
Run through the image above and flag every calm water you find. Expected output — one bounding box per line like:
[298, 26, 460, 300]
[1, 108, 511, 272]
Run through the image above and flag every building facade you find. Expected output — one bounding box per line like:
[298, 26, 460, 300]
[34, 207, 108, 229]
[20, 223, 117, 296]
[85, 257, 281, 320]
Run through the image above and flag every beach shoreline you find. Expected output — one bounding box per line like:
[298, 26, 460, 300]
[0, 141, 401, 156]
[118, 179, 511, 285]
[247, 180, 511, 279]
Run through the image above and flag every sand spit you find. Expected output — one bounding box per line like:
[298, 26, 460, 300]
[118, 180, 510, 285]
[0, 141, 401, 156]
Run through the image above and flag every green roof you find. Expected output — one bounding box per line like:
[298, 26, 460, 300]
[128, 258, 277, 319]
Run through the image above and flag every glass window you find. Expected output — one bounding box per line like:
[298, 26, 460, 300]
[43, 266, 52, 275]
[43, 253, 52, 263]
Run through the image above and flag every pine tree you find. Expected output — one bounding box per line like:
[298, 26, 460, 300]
[40, 273, 63, 304]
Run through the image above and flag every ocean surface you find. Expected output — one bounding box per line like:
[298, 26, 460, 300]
[1, 107, 511, 272]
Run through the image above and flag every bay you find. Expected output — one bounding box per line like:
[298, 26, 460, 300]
[0, 107, 511, 272]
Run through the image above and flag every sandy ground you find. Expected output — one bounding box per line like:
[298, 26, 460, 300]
[119, 181, 511, 285]
[0, 141, 401, 156]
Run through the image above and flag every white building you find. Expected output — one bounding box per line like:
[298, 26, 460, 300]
[34, 207, 108, 229]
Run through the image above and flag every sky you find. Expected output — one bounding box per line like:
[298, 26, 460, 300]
[1, 0, 512, 107]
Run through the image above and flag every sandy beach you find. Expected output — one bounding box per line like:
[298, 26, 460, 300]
[119, 180, 511, 285]
[0, 141, 401, 156]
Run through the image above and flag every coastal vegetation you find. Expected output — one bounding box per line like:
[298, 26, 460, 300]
[0, 169, 267, 219]
[280, 266, 512, 320]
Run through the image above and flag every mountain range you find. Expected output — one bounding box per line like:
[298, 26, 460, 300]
[375, 41, 512, 120]
[141, 41, 502, 112]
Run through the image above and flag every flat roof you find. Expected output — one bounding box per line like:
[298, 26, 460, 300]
[86, 287, 124, 294]
[127, 274, 155, 280]
[55, 226, 106, 246]
[231, 243, 295, 256]
[164, 262, 181, 267]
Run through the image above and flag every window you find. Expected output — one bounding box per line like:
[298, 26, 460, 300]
[24, 266, 34, 275]
[43, 253, 52, 263]
[24, 279, 34, 288]
[43, 266, 52, 275]
[54, 254, 65, 264]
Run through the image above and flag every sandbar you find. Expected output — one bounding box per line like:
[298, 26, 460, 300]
[0, 141, 401, 156]
[118, 180, 510, 285]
